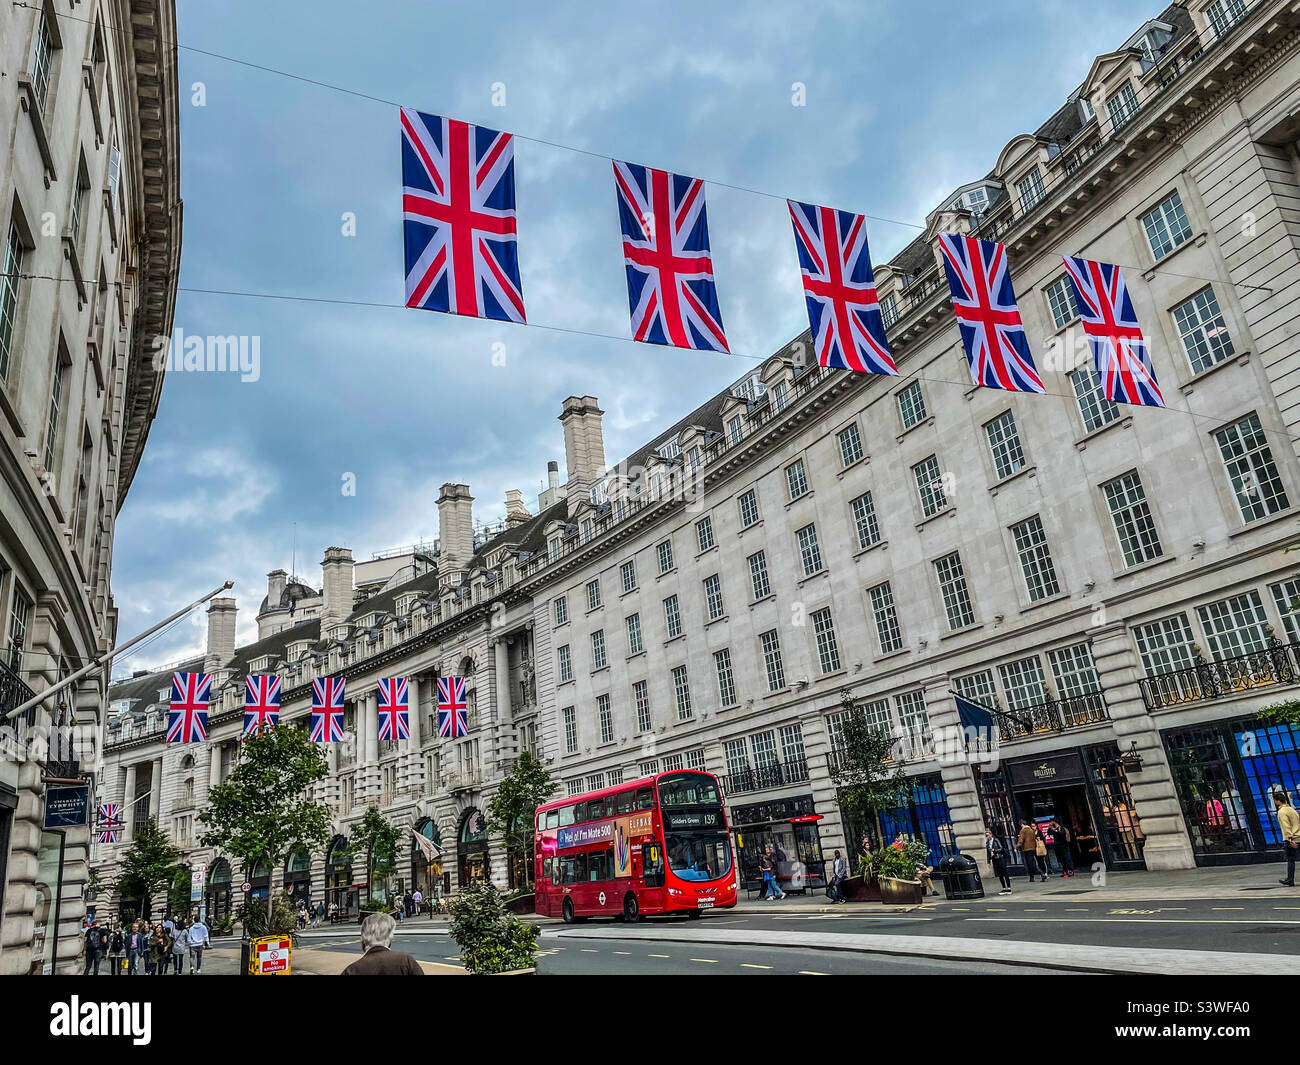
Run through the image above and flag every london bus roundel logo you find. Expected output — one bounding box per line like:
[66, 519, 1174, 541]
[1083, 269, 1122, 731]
[599, 891, 606, 906]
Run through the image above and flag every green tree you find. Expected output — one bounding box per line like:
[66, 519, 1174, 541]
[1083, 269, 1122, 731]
[199, 725, 331, 927]
[1261, 699, 1300, 727]
[485, 751, 556, 888]
[167, 866, 194, 917]
[346, 806, 402, 906]
[829, 689, 908, 869]
[116, 816, 183, 917]
[447, 879, 539, 974]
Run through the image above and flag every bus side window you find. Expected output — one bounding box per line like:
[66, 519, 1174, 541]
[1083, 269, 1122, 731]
[636, 788, 654, 811]
[546, 810, 559, 829]
[559, 805, 574, 828]
[542, 857, 553, 881]
[588, 797, 604, 820]
[616, 791, 633, 815]
[587, 851, 604, 882]
[642, 843, 664, 887]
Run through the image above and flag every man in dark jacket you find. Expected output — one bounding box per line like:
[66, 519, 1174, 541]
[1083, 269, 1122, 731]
[341, 912, 424, 975]
[83, 919, 108, 975]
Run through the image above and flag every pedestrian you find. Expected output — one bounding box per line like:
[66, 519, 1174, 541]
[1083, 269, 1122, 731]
[760, 845, 786, 900]
[1050, 820, 1075, 878]
[171, 921, 189, 974]
[297, 902, 307, 929]
[312, 901, 322, 928]
[985, 828, 1012, 895]
[107, 921, 125, 975]
[1276, 790, 1300, 886]
[148, 924, 169, 975]
[827, 849, 848, 903]
[1017, 819, 1046, 882]
[411, 888, 423, 917]
[126, 920, 145, 975]
[341, 912, 424, 975]
[187, 914, 210, 973]
[82, 918, 107, 976]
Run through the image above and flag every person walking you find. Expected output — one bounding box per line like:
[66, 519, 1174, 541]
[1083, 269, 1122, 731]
[1276, 790, 1300, 886]
[341, 912, 424, 975]
[760, 846, 786, 900]
[412, 888, 423, 917]
[827, 850, 849, 903]
[170, 922, 189, 974]
[82, 918, 108, 976]
[985, 828, 1013, 895]
[314, 900, 324, 927]
[186, 915, 210, 973]
[1049, 820, 1075, 878]
[1017, 819, 1046, 882]
[107, 921, 125, 975]
[126, 921, 145, 975]
[148, 924, 169, 976]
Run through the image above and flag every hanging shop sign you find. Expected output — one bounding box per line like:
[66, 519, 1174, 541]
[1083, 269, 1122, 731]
[43, 785, 90, 829]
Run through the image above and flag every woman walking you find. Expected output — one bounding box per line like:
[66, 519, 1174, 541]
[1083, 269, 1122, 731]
[148, 924, 170, 975]
[171, 922, 189, 974]
[106, 921, 126, 975]
[985, 828, 1013, 895]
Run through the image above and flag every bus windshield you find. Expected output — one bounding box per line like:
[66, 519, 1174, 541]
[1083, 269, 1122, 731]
[657, 772, 721, 807]
[665, 833, 732, 881]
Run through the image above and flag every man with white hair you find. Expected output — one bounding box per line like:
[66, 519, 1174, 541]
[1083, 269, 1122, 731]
[341, 911, 424, 975]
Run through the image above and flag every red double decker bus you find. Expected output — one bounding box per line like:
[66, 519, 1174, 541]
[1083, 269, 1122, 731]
[534, 769, 738, 922]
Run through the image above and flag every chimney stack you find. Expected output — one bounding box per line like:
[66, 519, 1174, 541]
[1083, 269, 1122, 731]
[320, 547, 355, 632]
[437, 483, 475, 572]
[559, 395, 606, 496]
[204, 598, 237, 673]
[266, 569, 287, 610]
[504, 489, 531, 528]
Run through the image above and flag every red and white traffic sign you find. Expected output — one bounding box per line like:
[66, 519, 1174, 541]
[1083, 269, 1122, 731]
[240, 881, 252, 894]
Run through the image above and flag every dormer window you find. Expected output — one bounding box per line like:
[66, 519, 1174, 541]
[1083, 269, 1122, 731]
[881, 292, 899, 329]
[331, 625, 349, 642]
[1017, 167, 1046, 214]
[1078, 96, 1095, 124]
[157, 686, 170, 703]
[395, 595, 413, 616]
[770, 382, 789, 413]
[1206, 0, 1247, 40]
[1107, 83, 1139, 131]
[656, 439, 681, 461]
[549, 537, 561, 561]
[250, 656, 272, 674]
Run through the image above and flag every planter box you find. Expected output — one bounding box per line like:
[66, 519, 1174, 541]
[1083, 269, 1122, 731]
[878, 876, 924, 906]
[493, 966, 537, 976]
[840, 875, 881, 902]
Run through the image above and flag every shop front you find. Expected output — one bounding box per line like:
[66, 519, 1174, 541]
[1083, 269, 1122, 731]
[1163, 716, 1300, 865]
[729, 794, 826, 893]
[247, 858, 271, 902]
[325, 835, 353, 916]
[284, 849, 312, 906]
[205, 858, 232, 926]
[980, 742, 1146, 874]
[410, 818, 443, 901]
[457, 808, 489, 888]
[875, 774, 957, 867]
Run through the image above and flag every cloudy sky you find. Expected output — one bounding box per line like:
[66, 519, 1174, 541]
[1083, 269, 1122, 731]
[112, 0, 1151, 674]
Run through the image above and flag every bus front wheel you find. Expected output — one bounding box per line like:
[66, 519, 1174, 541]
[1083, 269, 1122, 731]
[686, 909, 703, 919]
[623, 893, 640, 923]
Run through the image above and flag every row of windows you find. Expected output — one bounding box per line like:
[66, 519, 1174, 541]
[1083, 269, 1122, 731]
[563, 750, 706, 796]
[538, 786, 656, 830]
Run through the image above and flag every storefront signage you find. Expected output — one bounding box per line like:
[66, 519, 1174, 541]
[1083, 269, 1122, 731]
[731, 794, 816, 827]
[1007, 751, 1086, 789]
[664, 809, 721, 830]
[43, 785, 89, 829]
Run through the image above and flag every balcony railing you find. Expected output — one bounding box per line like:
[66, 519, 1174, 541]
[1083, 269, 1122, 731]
[721, 757, 810, 796]
[0, 659, 37, 732]
[997, 690, 1109, 741]
[1140, 640, 1300, 710]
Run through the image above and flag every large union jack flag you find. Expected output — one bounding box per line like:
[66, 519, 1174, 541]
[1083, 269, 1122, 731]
[377, 677, 411, 741]
[97, 802, 121, 844]
[167, 672, 210, 743]
[612, 161, 729, 352]
[1061, 255, 1164, 408]
[787, 200, 897, 376]
[243, 674, 281, 738]
[310, 676, 347, 743]
[938, 233, 1045, 393]
[437, 676, 469, 739]
[401, 108, 525, 323]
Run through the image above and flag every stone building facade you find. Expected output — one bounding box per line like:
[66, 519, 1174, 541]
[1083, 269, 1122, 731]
[0, 0, 181, 973]
[97, 0, 1300, 918]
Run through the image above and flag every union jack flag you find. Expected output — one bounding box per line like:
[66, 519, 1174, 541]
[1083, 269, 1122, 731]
[310, 676, 347, 743]
[437, 676, 469, 739]
[243, 674, 281, 737]
[401, 108, 525, 322]
[167, 672, 210, 743]
[787, 200, 897, 375]
[377, 677, 410, 741]
[612, 161, 729, 352]
[937, 233, 1045, 393]
[1061, 255, 1164, 408]
[97, 802, 121, 844]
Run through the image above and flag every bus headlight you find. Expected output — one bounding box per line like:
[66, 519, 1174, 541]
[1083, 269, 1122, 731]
[668, 888, 682, 896]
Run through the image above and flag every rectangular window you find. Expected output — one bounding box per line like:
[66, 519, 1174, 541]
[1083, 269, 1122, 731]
[557, 645, 573, 684]
[1197, 591, 1271, 659]
[597, 693, 613, 744]
[727, 415, 744, 445]
[44, 359, 65, 473]
[913, 455, 948, 517]
[867, 581, 903, 654]
[1017, 166, 1046, 213]
[954, 669, 997, 707]
[897, 382, 927, 429]
[672, 665, 692, 720]
[31, 10, 54, 111]
[1215, 413, 1288, 522]
[1207, 0, 1248, 40]
[771, 382, 789, 412]
[796, 523, 823, 576]
[7, 586, 32, 672]
[633, 680, 651, 732]
[760, 630, 785, 691]
[738, 489, 761, 528]
[1103, 470, 1162, 567]
[934, 552, 976, 630]
[748, 551, 771, 600]
[724, 738, 749, 778]
[664, 594, 682, 639]
[639, 758, 659, 776]
[620, 559, 637, 593]
[837, 423, 864, 467]
[713, 648, 737, 706]
[779, 723, 805, 767]
[850, 492, 881, 550]
[626, 612, 643, 655]
[1141, 191, 1193, 261]
[563, 707, 577, 754]
[662, 754, 684, 772]
[985, 411, 1026, 480]
[1173, 287, 1235, 374]
[895, 690, 929, 740]
[553, 596, 568, 626]
[1135, 614, 1197, 675]
[1045, 275, 1078, 329]
[590, 629, 607, 671]
[695, 516, 715, 553]
[1010, 515, 1061, 602]
[999, 656, 1047, 710]
[703, 574, 725, 620]
[881, 292, 899, 329]
[607, 768, 624, 786]
[1071, 369, 1119, 433]
[751, 730, 779, 769]
[786, 458, 809, 500]
[586, 578, 602, 611]
[810, 607, 842, 674]
[858, 698, 893, 737]
[0, 223, 25, 381]
[1107, 82, 1139, 131]
[656, 540, 675, 575]
[685, 749, 706, 771]
[1271, 581, 1300, 645]
[1047, 642, 1102, 700]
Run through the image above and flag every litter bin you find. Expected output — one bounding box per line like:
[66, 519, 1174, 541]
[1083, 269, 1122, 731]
[937, 853, 984, 900]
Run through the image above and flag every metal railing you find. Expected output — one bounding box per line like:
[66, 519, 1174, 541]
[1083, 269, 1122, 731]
[1140, 640, 1300, 710]
[0, 659, 37, 732]
[721, 757, 810, 796]
[997, 691, 1109, 740]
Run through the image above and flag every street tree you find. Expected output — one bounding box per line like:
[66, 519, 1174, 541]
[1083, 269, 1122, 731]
[116, 816, 184, 918]
[829, 689, 909, 861]
[486, 751, 556, 888]
[198, 725, 331, 926]
[346, 806, 402, 906]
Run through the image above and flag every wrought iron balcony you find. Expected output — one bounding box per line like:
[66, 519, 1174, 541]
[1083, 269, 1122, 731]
[996, 690, 1109, 741]
[1139, 639, 1300, 710]
[0, 659, 37, 732]
[721, 757, 810, 796]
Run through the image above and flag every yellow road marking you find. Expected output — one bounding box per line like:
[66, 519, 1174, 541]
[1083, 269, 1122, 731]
[741, 963, 772, 969]
[799, 970, 828, 975]
[614, 951, 631, 955]
[690, 958, 719, 964]
[648, 953, 670, 958]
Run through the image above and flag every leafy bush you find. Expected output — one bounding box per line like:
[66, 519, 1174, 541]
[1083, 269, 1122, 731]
[237, 894, 299, 941]
[211, 915, 234, 936]
[877, 840, 931, 882]
[447, 880, 539, 974]
[359, 897, 391, 914]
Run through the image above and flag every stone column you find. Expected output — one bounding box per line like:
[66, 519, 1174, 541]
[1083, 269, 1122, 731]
[359, 692, 379, 804]
[493, 637, 514, 772]
[1091, 622, 1195, 870]
[922, 678, 985, 859]
[123, 763, 138, 840]
[149, 757, 163, 819]
[208, 744, 221, 792]
[405, 676, 424, 795]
